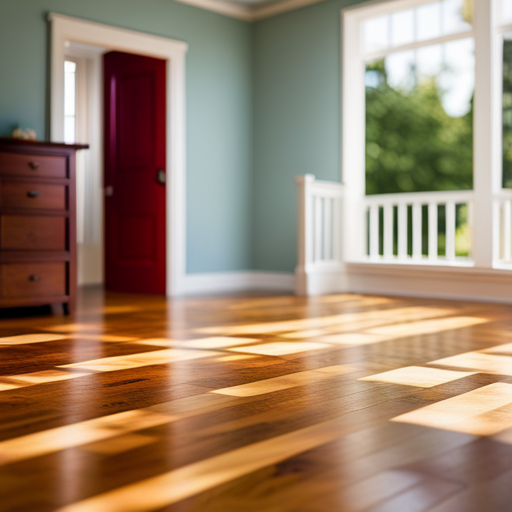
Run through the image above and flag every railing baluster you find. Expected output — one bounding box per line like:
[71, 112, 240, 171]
[493, 199, 502, 262]
[398, 203, 407, 259]
[412, 202, 422, 259]
[446, 201, 456, 261]
[384, 204, 393, 259]
[333, 197, 341, 261]
[314, 196, 322, 262]
[467, 200, 474, 260]
[324, 197, 332, 260]
[504, 200, 512, 262]
[428, 202, 438, 260]
[370, 205, 379, 258]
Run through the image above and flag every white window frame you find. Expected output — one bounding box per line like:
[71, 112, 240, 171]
[341, 0, 501, 268]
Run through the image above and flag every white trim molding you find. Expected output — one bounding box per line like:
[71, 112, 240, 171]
[300, 261, 512, 304]
[174, 0, 326, 22]
[49, 13, 188, 296]
[183, 271, 295, 295]
[343, 263, 512, 304]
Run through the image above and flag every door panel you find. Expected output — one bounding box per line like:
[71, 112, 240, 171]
[104, 51, 166, 294]
[119, 215, 156, 261]
[118, 74, 154, 169]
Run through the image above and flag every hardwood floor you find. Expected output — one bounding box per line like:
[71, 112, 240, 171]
[2, 288, 512, 511]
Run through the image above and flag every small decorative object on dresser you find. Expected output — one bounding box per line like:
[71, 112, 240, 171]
[11, 127, 37, 141]
[0, 138, 89, 315]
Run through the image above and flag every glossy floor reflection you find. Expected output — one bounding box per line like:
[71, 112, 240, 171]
[2, 289, 512, 511]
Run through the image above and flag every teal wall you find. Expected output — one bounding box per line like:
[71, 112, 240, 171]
[252, 0, 362, 273]
[0, 0, 253, 274]
[0, 0, 367, 276]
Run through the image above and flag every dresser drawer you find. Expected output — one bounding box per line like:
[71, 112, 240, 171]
[0, 215, 66, 251]
[0, 152, 67, 179]
[1, 181, 67, 210]
[1, 262, 66, 298]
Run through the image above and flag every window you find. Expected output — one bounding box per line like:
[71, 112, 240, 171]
[342, 0, 507, 267]
[500, 0, 512, 23]
[64, 60, 77, 144]
[64, 58, 86, 247]
[362, 0, 474, 195]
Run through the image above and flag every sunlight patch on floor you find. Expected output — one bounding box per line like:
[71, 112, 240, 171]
[2, 369, 92, 386]
[195, 307, 456, 336]
[212, 365, 354, 397]
[0, 333, 68, 345]
[68, 334, 139, 342]
[314, 333, 392, 346]
[229, 341, 332, 356]
[59, 348, 221, 372]
[391, 383, 512, 436]
[365, 316, 488, 337]
[431, 352, 512, 376]
[359, 366, 476, 388]
[215, 354, 258, 362]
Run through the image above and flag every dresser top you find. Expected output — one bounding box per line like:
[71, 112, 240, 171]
[0, 138, 89, 150]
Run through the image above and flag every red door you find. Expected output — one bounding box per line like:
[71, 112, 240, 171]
[104, 51, 166, 294]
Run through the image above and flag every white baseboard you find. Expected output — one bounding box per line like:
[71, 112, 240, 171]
[298, 262, 512, 304]
[295, 263, 347, 296]
[182, 271, 295, 295]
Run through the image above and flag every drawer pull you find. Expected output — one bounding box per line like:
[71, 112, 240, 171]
[28, 161, 40, 170]
[28, 275, 42, 282]
[27, 190, 40, 198]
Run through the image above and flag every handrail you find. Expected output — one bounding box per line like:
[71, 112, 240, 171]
[364, 190, 473, 206]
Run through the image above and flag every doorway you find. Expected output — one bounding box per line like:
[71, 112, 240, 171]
[50, 14, 188, 296]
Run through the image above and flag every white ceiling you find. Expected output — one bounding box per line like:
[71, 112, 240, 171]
[175, 0, 326, 22]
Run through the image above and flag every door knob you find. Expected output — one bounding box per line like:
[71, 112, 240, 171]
[157, 169, 166, 185]
[105, 186, 114, 197]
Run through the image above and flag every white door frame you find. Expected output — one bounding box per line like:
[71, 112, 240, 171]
[49, 13, 188, 296]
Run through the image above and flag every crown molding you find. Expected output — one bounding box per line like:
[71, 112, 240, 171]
[251, 0, 326, 20]
[175, 0, 326, 21]
[176, 0, 253, 20]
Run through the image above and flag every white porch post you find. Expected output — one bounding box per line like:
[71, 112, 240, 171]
[341, 10, 366, 263]
[295, 174, 314, 295]
[473, 0, 500, 268]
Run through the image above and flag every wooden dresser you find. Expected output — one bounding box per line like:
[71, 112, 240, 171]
[0, 139, 88, 315]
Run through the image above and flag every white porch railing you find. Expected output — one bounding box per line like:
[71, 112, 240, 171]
[363, 190, 474, 263]
[295, 174, 343, 271]
[295, 175, 512, 298]
[494, 189, 512, 266]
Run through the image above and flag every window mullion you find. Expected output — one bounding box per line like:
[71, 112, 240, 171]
[472, 0, 500, 268]
[363, 30, 475, 62]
